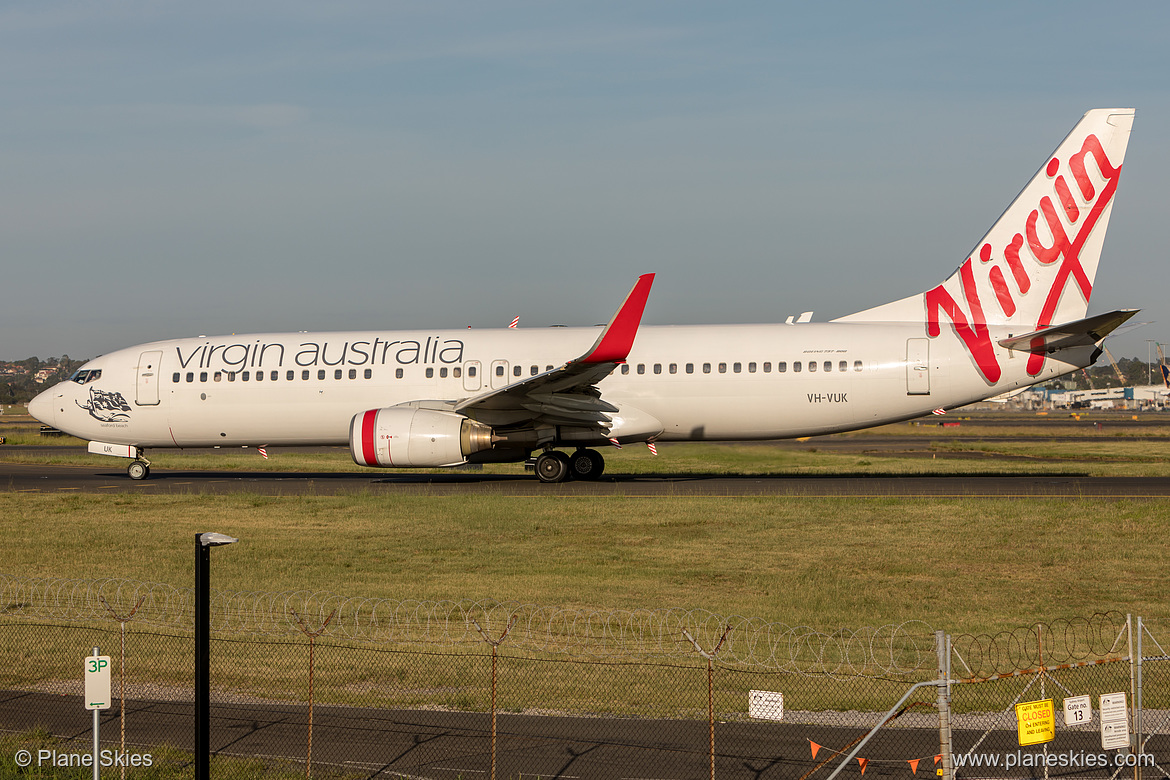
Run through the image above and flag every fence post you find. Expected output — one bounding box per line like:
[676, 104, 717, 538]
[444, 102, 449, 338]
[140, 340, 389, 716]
[473, 614, 518, 780]
[1135, 616, 1143, 780]
[683, 624, 732, 780]
[101, 594, 145, 780]
[290, 607, 338, 779]
[935, 631, 953, 780]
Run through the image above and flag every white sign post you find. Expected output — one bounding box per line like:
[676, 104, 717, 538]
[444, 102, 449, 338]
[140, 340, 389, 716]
[1099, 692, 1130, 751]
[749, 690, 784, 721]
[85, 648, 112, 780]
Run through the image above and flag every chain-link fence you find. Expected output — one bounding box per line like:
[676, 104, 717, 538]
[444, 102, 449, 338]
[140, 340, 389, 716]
[0, 574, 1164, 780]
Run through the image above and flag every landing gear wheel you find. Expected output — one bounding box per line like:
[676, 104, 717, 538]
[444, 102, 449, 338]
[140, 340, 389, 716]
[569, 448, 605, 481]
[535, 451, 571, 483]
[127, 460, 150, 480]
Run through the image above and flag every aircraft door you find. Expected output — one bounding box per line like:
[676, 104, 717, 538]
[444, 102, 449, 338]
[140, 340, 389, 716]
[906, 339, 930, 395]
[136, 350, 163, 406]
[490, 360, 510, 390]
[463, 361, 481, 392]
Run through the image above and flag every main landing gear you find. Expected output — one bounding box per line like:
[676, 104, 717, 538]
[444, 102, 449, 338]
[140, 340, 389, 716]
[533, 448, 605, 484]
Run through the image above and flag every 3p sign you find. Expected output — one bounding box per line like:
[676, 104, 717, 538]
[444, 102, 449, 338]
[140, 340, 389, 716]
[85, 655, 112, 710]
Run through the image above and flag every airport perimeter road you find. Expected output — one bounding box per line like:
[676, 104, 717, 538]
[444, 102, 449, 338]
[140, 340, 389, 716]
[3, 460, 1170, 496]
[0, 690, 888, 780]
[3, 690, 1141, 780]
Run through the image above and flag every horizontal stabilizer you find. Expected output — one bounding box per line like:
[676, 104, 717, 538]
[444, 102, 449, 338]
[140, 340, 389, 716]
[997, 309, 1139, 353]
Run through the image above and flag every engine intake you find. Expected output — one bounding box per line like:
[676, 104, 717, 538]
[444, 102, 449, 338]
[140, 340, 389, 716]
[350, 407, 494, 468]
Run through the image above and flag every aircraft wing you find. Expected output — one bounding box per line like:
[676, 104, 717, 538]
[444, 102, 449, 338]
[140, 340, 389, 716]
[997, 309, 1139, 353]
[452, 274, 655, 431]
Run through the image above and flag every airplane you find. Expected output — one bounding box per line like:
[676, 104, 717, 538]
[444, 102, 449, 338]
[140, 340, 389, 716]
[29, 108, 1138, 483]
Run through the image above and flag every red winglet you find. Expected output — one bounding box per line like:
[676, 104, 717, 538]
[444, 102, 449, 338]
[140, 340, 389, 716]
[580, 274, 655, 364]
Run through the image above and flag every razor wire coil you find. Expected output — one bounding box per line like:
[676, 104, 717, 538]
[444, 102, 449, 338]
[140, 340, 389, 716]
[0, 574, 1131, 677]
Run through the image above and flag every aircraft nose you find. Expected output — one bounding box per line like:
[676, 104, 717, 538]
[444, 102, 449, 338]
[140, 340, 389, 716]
[27, 388, 56, 427]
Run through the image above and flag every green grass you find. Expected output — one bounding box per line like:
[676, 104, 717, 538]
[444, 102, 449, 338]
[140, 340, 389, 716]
[1, 492, 1167, 633]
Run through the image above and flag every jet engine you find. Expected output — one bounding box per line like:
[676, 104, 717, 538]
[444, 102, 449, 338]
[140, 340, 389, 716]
[350, 407, 494, 468]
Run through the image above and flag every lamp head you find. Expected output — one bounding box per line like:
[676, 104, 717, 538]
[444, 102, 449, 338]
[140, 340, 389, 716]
[198, 532, 239, 547]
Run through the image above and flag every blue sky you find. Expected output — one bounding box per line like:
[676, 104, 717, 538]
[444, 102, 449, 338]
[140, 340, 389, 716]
[3, 1, 1167, 363]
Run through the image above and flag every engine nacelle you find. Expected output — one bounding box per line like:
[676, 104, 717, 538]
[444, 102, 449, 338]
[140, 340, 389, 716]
[350, 407, 494, 468]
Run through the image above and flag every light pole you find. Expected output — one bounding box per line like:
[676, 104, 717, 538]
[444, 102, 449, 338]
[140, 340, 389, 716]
[1148, 340, 1154, 386]
[195, 532, 238, 780]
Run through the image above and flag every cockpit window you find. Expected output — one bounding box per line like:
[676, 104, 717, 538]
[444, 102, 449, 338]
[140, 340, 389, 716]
[70, 369, 102, 384]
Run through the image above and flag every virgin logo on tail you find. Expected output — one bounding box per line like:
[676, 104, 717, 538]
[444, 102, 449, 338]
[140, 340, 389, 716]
[925, 133, 1123, 384]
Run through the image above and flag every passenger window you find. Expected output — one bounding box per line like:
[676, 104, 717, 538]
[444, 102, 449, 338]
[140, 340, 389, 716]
[349, 369, 357, 379]
[256, 371, 264, 381]
[468, 366, 476, 377]
[227, 372, 236, 382]
[513, 365, 521, 377]
[854, 360, 863, 372]
[214, 372, 222, 382]
[287, 370, 295, 381]
[200, 372, 208, 382]
[365, 368, 373, 379]
[637, 364, 645, 375]
[545, 365, 553, 372]
[839, 361, 848, 372]
[302, 370, 310, 380]
[440, 367, 447, 378]
[748, 362, 756, 373]
[396, 368, 404, 379]
[718, 363, 727, 373]
[270, 371, 278, 381]
[686, 363, 694, 374]
[530, 365, 538, 376]
[763, 362, 771, 373]
[426, 368, 434, 378]
[621, 364, 630, 375]
[824, 361, 832, 372]
[242, 371, 250, 381]
[653, 364, 662, 374]
[454, 367, 462, 378]
[318, 370, 326, 380]
[173, 373, 181, 383]
[495, 365, 504, 377]
[669, 363, 677, 374]
[793, 362, 801, 373]
[777, 362, 786, 373]
[334, 369, 343, 380]
[809, 362, 817, 373]
[733, 362, 741, 373]
[703, 363, 711, 374]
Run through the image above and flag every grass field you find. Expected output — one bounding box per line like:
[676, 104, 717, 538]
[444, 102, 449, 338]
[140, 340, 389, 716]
[2, 491, 1167, 636]
[3, 407, 1169, 635]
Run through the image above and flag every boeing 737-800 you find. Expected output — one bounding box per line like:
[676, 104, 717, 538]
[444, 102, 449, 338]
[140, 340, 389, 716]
[29, 108, 1138, 482]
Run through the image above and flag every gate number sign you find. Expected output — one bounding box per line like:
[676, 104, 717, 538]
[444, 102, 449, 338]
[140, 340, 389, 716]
[85, 655, 112, 710]
[1064, 695, 1091, 725]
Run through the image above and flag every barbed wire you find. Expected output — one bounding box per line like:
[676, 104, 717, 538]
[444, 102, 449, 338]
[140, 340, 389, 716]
[1, 573, 937, 674]
[1, 574, 1131, 676]
[949, 612, 1129, 679]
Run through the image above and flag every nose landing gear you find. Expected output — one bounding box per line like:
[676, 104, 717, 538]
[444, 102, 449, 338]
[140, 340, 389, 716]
[127, 458, 151, 480]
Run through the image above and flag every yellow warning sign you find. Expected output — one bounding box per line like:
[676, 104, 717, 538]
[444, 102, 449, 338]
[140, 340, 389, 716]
[1015, 699, 1056, 746]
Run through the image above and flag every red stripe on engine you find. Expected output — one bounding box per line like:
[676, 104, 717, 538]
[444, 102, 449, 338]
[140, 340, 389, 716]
[360, 410, 379, 466]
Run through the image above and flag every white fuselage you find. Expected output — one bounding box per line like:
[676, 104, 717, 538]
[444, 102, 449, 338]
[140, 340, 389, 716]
[31, 321, 1090, 450]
